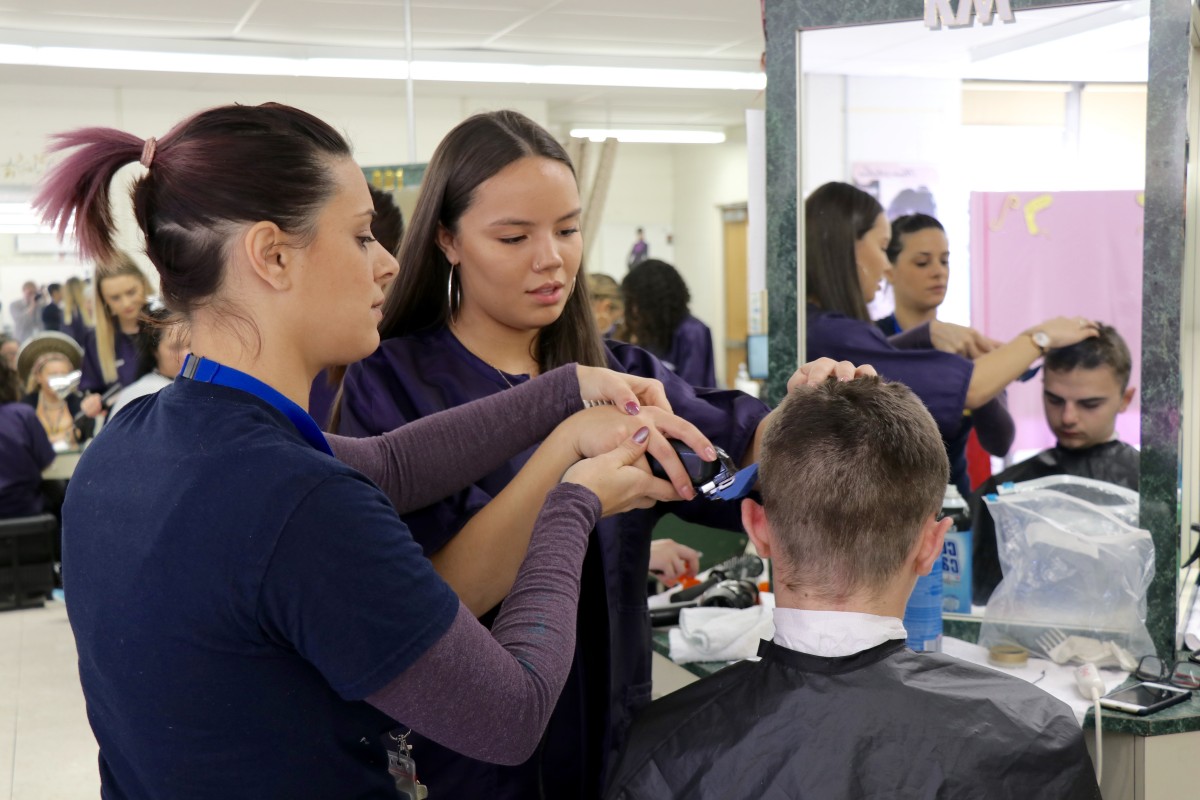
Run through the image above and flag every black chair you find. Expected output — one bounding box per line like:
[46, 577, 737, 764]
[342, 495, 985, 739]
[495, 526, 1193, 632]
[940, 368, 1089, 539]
[0, 513, 58, 611]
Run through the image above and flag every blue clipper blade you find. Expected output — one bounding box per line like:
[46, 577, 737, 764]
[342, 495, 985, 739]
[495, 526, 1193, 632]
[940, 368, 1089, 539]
[711, 463, 760, 501]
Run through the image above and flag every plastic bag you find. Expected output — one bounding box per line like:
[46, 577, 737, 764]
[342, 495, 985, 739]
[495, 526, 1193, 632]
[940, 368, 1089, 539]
[978, 484, 1154, 662]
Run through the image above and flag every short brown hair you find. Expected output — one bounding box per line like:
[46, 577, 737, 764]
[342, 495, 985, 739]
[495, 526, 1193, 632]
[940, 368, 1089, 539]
[1044, 324, 1132, 390]
[759, 377, 949, 600]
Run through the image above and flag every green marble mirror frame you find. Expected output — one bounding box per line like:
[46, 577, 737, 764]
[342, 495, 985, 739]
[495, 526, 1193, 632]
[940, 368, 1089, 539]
[763, 0, 1190, 658]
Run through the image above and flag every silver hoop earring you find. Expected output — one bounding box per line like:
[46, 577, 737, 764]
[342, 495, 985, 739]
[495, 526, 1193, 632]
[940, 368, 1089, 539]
[447, 263, 462, 320]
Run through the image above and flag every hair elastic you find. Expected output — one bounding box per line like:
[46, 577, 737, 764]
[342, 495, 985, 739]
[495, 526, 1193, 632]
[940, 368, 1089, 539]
[140, 136, 157, 168]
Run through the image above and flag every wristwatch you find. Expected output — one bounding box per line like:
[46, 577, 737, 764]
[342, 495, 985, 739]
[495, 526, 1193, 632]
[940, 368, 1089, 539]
[1030, 330, 1051, 355]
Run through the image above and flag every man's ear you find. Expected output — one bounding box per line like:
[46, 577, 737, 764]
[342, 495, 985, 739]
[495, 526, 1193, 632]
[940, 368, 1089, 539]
[241, 221, 293, 291]
[914, 514, 952, 577]
[436, 224, 460, 267]
[1119, 385, 1137, 413]
[741, 498, 772, 558]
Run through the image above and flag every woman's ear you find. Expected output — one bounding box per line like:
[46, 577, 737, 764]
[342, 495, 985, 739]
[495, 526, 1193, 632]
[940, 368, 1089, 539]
[436, 224, 460, 266]
[241, 221, 293, 291]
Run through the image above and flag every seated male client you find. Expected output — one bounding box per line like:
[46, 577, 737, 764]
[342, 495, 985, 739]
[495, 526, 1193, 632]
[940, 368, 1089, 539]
[605, 376, 1100, 800]
[970, 324, 1137, 603]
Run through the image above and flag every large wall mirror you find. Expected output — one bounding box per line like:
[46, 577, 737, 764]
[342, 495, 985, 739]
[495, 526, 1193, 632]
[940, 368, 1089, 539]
[764, 0, 1189, 658]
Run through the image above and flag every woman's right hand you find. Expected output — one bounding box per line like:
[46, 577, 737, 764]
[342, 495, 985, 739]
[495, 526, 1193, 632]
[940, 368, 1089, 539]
[559, 405, 716, 501]
[1027, 316, 1099, 349]
[81, 393, 104, 418]
[562, 427, 679, 516]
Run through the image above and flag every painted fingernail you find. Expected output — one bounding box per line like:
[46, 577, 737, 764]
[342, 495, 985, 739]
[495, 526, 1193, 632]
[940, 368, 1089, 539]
[705, 446, 718, 461]
[633, 426, 650, 444]
[625, 401, 640, 415]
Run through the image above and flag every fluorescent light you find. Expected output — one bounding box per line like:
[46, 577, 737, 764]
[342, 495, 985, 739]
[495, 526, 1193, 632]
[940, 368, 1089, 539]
[0, 43, 764, 91]
[570, 128, 727, 144]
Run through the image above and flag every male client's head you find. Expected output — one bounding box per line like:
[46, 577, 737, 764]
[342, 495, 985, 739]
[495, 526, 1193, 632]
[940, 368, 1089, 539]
[1042, 324, 1135, 450]
[741, 377, 951, 616]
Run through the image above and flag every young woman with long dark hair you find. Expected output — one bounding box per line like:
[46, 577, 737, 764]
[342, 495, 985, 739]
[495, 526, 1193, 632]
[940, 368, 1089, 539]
[336, 110, 868, 799]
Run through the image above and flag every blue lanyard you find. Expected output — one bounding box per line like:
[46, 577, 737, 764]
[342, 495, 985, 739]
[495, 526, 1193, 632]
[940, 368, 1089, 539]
[179, 354, 333, 456]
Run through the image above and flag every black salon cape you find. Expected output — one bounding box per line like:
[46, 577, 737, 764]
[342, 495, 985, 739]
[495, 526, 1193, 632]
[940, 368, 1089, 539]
[969, 439, 1140, 604]
[606, 639, 1099, 800]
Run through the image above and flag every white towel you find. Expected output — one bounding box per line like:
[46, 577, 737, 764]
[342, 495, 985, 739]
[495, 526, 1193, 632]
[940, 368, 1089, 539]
[668, 604, 775, 664]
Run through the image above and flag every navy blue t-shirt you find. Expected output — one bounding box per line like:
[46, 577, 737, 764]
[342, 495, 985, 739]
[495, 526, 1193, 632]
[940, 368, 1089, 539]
[63, 377, 459, 799]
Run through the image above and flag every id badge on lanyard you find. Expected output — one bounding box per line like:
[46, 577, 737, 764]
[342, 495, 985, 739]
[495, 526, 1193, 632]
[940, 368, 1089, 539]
[388, 729, 429, 799]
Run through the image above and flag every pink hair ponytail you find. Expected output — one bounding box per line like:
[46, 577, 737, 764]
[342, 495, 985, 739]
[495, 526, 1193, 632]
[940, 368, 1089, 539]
[34, 127, 147, 263]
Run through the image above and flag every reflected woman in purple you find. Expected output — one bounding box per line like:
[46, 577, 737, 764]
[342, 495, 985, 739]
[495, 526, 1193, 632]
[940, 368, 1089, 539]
[336, 110, 867, 799]
[805, 182, 1099, 475]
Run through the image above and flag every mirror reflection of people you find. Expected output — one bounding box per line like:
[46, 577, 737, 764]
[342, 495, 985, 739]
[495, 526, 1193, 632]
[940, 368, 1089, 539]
[0, 355, 55, 520]
[586, 273, 624, 338]
[969, 325, 1138, 604]
[621, 259, 718, 389]
[79, 253, 154, 418]
[606, 378, 1101, 800]
[18, 333, 94, 449]
[335, 110, 872, 800]
[805, 182, 1098, 476]
[107, 308, 191, 419]
[877, 213, 1014, 496]
[61, 276, 95, 345]
[36, 101, 708, 797]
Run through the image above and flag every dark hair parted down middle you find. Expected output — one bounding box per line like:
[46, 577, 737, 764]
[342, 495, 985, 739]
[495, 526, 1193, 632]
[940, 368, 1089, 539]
[1044, 323, 1132, 389]
[621, 259, 691, 358]
[886, 213, 945, 264]
[759, 376, 949, 601]
[805, 182, 885, 323]
[377, 109, 609, 371]
[35, 103, 352, 316]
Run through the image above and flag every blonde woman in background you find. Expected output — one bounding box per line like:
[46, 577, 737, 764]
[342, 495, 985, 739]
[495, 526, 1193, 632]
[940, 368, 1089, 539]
[61, 276, 95, 344]
[587, 273, 624, 338]
[79, 253, 153, 417]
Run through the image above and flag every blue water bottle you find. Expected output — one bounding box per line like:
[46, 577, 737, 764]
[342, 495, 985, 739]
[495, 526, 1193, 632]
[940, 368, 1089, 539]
[904, 555, 943, 652]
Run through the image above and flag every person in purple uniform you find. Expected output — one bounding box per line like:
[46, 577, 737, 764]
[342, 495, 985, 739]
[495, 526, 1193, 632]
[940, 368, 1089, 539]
[0, 355, 55, 519]
[35, 101, 724, 799]
[805, 182, 1099, 462]
[874, 213, 1015, 497]
[621, 259, 718, 389]
[336, 110, 872, 800]
[78, 252, 153, 418]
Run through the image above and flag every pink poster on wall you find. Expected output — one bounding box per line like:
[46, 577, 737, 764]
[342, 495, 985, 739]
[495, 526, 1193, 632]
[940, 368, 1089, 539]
[969, 190, 1143, 457]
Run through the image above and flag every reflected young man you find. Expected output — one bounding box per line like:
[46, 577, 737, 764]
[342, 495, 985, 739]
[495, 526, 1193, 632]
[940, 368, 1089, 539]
[606, 377, 1100, 800]
[969, 324, 1138, 603]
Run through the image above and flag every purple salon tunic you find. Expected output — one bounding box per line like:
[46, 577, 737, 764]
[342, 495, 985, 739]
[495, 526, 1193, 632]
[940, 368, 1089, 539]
[874, 313, 1014, 495]
[338, 325, 769, 800]
[0, 402, 55, 518]
[80, 327, 143, 395]
[663, 314, 718, 389]
[808, 306, 973, 443]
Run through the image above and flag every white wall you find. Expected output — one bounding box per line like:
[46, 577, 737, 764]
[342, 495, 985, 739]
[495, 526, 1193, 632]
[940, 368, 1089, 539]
[671, 132, 750, 385]
[0, 79, 552, 329]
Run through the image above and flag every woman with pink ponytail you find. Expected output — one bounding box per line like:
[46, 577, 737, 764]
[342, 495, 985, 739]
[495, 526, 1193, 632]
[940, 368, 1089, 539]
[36, 102, 709, 799]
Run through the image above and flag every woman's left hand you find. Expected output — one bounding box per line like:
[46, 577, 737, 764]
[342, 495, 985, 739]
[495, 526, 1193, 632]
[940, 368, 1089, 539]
[786, 358, 877, 393]
[576, 365, 673, 416]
